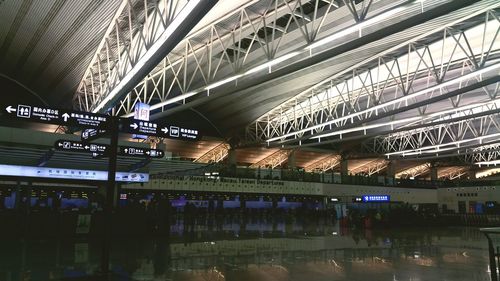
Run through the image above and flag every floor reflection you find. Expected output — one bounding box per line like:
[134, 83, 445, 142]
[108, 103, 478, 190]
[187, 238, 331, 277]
[0, 222, 492, 281]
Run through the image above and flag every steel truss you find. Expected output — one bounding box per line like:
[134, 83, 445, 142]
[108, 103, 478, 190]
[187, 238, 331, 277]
[73, 0, 209, 113]
[395, 163, 431, 179]
[349, 158, 388, 176]
[247, 4, 500, 147]
[249, 149, 291, 169]
[465, 143, 500, 164]
[194, 143, 230, 163]
[74, 0, 417, 115]
[370, 111, 500, 158]
[304, 154, 340, 172]
[438, 166, 469, 180]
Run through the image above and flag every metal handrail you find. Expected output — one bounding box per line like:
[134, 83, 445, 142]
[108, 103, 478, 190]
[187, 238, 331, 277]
[480, 227, 500, 281]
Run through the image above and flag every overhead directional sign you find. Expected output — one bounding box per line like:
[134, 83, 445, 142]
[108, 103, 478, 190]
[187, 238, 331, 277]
[55, 140, 108, 155]
[81, 129, 107, 142]
[120, 118, 200, 140]
[4, 104, 109, 129]
[118, 146, 164, 158]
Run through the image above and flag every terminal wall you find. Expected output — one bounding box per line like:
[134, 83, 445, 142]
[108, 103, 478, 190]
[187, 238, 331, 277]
[437, 185, 499, 213]
[125, 176, 438, 204]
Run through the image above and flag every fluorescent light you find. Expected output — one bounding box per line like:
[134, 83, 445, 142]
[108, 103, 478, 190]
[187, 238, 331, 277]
[308, 6, 406, 50]
[92, 0, 203, 113]
[312, 98, 500, 140]
[359, 7, 406, 29]
[116, 1, 416, 118]
[385, 132, 500, 156]
[205, 75, 243, 90]
[267, 63, 500, 142]
[245, 52, 302, 75]
[476, 160, 500, 166]
[311, 116, 421, 139]
[476, 168, 500, 177]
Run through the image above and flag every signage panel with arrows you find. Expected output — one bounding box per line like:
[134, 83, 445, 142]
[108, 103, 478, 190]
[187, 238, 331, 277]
[120, 118, 200, 140]
[5, 104, 109, 129]
[118, 147, 164, 158]
[55, 140, 108, 155]
[81, 129, 107, 142]
[55, 140, 165, 159]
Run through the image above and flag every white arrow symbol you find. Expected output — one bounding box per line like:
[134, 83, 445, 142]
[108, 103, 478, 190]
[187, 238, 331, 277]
[84, 146, 89, 149]
[62, 113, 70, 122]
[124, 148, 128, 153]
[146, 151, 150, 155]
[130, 123, 138, 129]
[5, 106, 16, 114]
[58, 143, 63, 147]
[161, 127, 168, 134]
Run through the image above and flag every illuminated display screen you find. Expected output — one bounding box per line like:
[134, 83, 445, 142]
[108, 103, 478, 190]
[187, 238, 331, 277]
[0, 164, 149, 182]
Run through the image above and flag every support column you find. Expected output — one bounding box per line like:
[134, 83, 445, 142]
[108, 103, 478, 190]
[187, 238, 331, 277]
[340, 155, 349, 184]
[228, 148, 237, 166]
[26, 181, 32, 215]
[14, 181, 21, 210]
[430, 164, 438, 181]
[101, 116, 119, 276]
[156, 140, 172, 159]
[385, 160, 396, 185]
[227, 148, 237, 176]
[287, 150, 296, 170]
[386, 161, 397, 178]
[468, 166, 477, 180]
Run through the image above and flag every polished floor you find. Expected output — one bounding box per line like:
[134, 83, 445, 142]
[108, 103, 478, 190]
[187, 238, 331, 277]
[0, 221, 493, 281]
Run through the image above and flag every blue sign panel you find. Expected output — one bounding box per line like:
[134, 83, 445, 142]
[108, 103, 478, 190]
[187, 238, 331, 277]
[362, 195, 390, 202]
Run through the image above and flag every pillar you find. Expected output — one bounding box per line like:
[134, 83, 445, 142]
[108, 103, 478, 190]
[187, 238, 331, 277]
[156, 141, 172, 159]
[386, 161, 397, 178]
[227, 148, 237, 166]
[287, 150, 296, 170]
[26, 181, 32, 215]
[340, 159, 349, 177]
[468, 166, 477, 180]
[14, 181, 21, 210]
[430, 164, 438, 181]
[340, 157, 349, 185]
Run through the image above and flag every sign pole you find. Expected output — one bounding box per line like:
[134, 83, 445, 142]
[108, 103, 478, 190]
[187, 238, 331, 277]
[101, 116, 119, 277]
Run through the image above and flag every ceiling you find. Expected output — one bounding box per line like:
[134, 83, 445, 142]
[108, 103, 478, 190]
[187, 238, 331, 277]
[0, 0, 124, 107]
[0, 0, 499, 178]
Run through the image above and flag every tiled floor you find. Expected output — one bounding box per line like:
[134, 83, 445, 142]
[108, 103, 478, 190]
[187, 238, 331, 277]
[0, 223, 493, 281]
